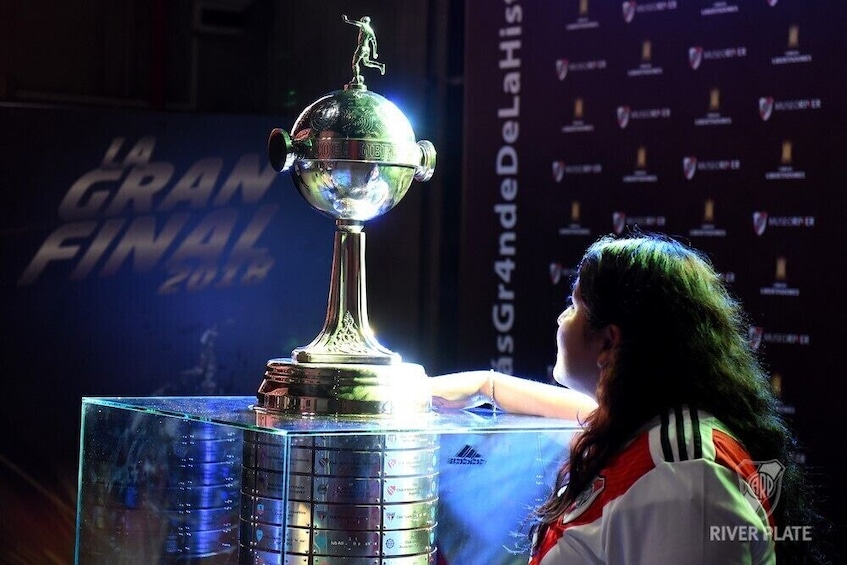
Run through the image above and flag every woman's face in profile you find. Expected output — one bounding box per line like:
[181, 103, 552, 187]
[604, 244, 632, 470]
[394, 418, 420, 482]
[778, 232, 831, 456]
[552, 282, 604, 399]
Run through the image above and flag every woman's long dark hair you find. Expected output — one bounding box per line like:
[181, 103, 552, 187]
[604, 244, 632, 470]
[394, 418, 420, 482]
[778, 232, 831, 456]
[533, 233, 827, 563]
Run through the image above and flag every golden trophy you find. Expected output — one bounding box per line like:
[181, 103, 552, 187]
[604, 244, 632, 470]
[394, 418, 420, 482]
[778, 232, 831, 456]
[257, 15, 437, 417]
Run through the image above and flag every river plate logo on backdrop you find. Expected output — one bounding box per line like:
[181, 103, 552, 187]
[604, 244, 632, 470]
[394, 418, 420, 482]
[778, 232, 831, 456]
[18, 137, 281, 294]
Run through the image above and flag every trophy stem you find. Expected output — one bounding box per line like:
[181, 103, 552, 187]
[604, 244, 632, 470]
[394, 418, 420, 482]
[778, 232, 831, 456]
[292, 219, 400, 364]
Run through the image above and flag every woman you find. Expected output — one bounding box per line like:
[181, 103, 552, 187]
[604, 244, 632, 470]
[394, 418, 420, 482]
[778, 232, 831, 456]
[431, 233, 825, 564]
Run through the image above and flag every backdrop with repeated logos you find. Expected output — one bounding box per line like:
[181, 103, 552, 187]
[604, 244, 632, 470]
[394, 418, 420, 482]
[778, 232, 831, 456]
[459, 0, 847, 554]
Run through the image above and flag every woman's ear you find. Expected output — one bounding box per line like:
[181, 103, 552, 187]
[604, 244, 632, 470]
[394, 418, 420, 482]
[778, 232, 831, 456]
[596, 324, 621, 368]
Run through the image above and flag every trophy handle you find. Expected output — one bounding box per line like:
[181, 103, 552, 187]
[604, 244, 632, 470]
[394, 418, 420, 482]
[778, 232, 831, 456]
[268, 128, 301, 172]
[415, 140, 437, 182]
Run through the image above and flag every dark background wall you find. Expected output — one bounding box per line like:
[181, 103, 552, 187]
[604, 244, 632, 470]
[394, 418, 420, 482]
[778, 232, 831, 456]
[0, 0, 465, 372]
[1, 1, 465, 562]
[1, 0, 843, 562]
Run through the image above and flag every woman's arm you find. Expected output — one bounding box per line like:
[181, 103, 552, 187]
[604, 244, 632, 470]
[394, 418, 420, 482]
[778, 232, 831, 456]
[429, 370, 597, 421]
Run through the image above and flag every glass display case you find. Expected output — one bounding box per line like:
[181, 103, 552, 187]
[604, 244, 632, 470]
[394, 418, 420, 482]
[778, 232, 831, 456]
[75, 396, 580, 564]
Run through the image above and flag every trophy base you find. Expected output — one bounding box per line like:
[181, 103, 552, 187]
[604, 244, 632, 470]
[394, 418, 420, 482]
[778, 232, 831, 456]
[256, 358, 432, 416]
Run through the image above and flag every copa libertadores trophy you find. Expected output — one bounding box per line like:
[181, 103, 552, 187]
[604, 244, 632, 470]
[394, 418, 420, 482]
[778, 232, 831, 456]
[243, 19, 439, 564]
[257, 15, 437, 417]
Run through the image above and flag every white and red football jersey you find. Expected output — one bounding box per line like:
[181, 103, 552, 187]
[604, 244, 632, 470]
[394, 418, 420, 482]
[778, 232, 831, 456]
[530, 406, 776, 564]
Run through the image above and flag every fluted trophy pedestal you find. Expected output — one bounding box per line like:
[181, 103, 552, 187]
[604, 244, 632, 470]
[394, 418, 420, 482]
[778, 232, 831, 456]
[256, 220, 431, 417]
[257, 214, 431, 416]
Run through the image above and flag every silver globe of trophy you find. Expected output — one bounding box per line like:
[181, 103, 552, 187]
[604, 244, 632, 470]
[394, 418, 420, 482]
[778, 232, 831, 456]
[242, 16, 440, 565]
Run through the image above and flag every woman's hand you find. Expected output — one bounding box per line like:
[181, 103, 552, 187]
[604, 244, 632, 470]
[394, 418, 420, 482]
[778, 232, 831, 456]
[430, 370, 492, 410]
[429, 370, 598, 420]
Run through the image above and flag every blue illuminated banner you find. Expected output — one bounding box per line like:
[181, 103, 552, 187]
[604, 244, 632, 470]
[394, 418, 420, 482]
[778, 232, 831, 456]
[0, 104, 331, 513]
